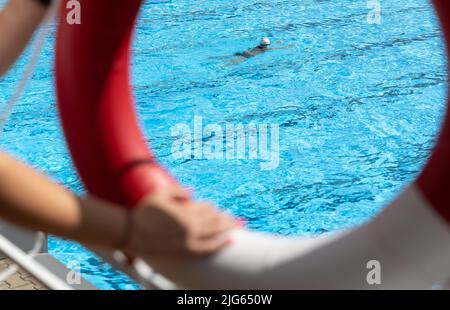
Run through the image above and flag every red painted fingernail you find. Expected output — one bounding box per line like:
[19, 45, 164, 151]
[236, 218, 247, 228]
[225, 238, 234, 245]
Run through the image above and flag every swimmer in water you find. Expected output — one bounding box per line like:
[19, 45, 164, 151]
[228, 37, 294, 65]
[235, 37, 273, 58]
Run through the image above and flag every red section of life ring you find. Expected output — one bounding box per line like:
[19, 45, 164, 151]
[56, 0, 450, 221]
[417, 0, 450, 223]
[56, 0, 175, 207]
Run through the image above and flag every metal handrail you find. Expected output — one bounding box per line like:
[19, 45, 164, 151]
[0, 234, 72, 290]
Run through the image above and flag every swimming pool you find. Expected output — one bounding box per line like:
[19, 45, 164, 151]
[0, 0, 447, 289]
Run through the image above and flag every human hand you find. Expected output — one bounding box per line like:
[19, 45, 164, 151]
[124, 187, 237, 259]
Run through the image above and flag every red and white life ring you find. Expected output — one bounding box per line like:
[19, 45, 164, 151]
[56, 0, 450, 289]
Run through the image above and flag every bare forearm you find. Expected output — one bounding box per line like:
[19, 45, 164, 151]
[0, 152, 237, 258]
[0, 0, 47, 76]
[0, 152, 127, 249]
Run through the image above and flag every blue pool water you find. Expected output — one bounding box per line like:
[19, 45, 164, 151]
[0, 0, 448, 289]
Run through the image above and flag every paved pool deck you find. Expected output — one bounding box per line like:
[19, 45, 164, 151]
[0, 258, 47, 290]
[0, 222, 96, 290]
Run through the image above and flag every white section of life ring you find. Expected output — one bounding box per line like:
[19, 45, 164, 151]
[140, 185, 450, 289]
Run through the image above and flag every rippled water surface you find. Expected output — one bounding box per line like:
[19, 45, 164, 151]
[0, 0, 447, 289]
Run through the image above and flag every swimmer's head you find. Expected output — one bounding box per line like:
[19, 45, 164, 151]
[259, 37, 271, 47]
